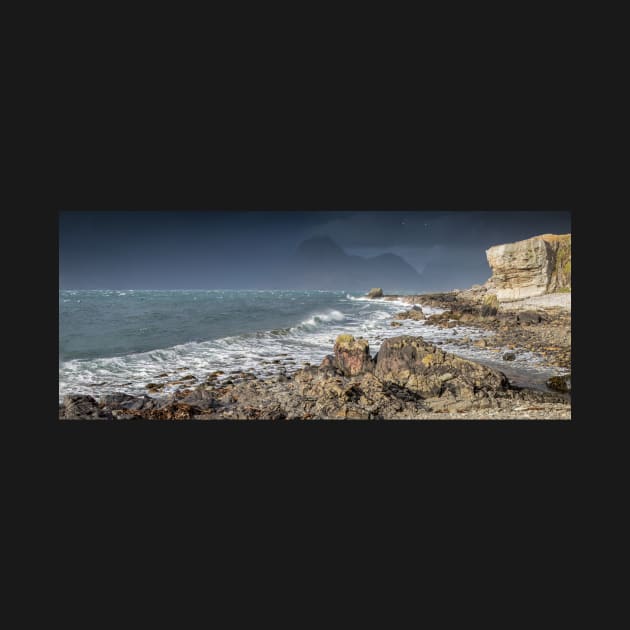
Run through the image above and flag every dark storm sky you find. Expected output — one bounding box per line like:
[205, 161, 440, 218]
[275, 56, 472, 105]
[59, 210, 571, 289]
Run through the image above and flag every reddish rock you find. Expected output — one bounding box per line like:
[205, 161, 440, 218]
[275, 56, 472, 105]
[333, 334, 374, 377]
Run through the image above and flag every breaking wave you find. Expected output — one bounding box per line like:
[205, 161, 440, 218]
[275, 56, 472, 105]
[59, 290, 558, 402]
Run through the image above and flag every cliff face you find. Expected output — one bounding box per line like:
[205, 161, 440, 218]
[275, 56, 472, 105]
[485, 233, 571, 301]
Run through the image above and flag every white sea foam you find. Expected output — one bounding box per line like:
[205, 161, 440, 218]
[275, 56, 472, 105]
[60, 303, 398, 400]
[294, 310, 345, 330]
[58, 291, 559, 402]
[60, 299, 442, 401]
[345, 293, 447, 314]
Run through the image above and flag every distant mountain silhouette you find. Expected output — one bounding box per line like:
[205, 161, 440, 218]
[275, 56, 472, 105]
[293, 237, 347, 262]
[283, 237, 422, 291]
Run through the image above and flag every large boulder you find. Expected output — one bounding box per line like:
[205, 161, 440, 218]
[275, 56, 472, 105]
[485, 233, 571, 301]
[366, 288, 383, 298]
[374, 335, 509, 399]
[333, 334, 374, 376]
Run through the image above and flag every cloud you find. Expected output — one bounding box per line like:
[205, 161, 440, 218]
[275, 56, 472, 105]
[308, 210, 570, 249]
[59, 210, 570, 289]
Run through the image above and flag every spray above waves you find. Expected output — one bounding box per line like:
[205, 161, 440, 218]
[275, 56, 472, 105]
[246, 310, 347, 338]
[292, 309, 345, 331]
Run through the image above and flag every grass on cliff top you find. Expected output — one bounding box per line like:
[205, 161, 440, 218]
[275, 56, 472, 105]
[541, 233, 571, 243]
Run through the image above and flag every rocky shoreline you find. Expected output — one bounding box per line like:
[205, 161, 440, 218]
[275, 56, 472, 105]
[386, 286, 571, 371]
[59, 285, 571, 421]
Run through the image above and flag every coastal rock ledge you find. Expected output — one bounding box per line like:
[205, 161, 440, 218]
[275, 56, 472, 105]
[485, 233, 571, 301]
[60, 333, 569, 420]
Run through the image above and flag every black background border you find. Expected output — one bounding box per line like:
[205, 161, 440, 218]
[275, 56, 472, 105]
[33, 108, 588, 502]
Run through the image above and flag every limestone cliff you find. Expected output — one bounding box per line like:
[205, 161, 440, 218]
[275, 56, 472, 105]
[485, 233, 571, 301]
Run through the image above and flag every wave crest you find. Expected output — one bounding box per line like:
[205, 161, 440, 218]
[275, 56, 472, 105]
[293, 310, 345, 331]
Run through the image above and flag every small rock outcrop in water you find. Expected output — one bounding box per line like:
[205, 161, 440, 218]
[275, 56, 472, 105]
[366, 287, 383, 298]
[485, 233, 571, 301]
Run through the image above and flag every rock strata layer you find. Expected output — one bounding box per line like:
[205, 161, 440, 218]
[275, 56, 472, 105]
[485, 233, 571, 301]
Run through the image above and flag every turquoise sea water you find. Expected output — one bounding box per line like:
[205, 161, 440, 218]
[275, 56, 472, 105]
[59, 289, 562, 401]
